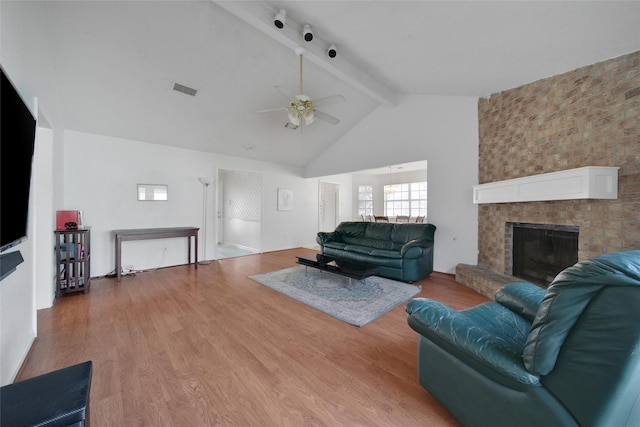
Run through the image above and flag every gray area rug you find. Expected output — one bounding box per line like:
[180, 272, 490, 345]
[249, 266, 421, 327]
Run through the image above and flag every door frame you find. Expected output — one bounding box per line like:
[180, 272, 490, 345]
[318, 181, 339, 232]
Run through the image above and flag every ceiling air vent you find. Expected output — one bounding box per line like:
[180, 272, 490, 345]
[172, 82, 197, 97]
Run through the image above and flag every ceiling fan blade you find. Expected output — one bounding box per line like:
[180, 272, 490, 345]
[312, 94, 345, 107]
[256, 106, 287, 113]
[274, 85, 295, 101]
[314, 110, 340, 125]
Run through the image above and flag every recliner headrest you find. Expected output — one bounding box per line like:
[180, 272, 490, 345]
[523, 250, 640, 375]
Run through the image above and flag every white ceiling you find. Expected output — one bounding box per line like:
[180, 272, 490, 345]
[40, 1, 640, 169]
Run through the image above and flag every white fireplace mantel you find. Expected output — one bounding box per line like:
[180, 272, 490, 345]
[473, 166, 619, 204]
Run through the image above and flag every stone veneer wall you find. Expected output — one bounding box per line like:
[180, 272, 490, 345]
[477, 50, 640, 276]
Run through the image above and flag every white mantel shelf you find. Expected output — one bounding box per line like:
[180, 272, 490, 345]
[473, 166, 619, 204]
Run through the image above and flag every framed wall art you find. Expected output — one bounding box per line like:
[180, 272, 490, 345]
[277, 188, 293, 211]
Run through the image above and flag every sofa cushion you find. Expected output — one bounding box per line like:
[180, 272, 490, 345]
[523, 250, 640, 375]
[342, 237, 395, 251]
[369, 249, 402, 259]
[392, 223, 435, 244]
[335, 222, 367, 238]
[364, 222, 393, 240]
[334, 222, 396, 250]
[344, 245, 373, 255]
[323, 241, 349, 251]
[322, 247, 403, 269]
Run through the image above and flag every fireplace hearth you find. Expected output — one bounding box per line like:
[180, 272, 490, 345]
[511, 223, 578, 286]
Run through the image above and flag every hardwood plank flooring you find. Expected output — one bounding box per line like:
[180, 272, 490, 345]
[17, 248, 489, 426]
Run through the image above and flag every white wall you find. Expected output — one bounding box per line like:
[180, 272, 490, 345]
[0, 104, 48, 385]
[0, 1, 60, 384]
[0, 219, 36, 386]
[306, 95, 479, 273]
[34, 127, 55, 309]
[63, 130, 322, 277]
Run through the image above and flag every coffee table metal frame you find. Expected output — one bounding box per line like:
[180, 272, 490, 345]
[296, 254, 378, 285]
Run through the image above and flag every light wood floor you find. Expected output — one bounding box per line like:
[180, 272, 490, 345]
[18, 248, 488, 427]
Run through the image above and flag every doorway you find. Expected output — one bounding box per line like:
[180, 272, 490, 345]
[216, 169, 262, 259]
[319, 181, 339, 232]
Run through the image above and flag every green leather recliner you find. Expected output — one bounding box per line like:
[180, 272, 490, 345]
[405, 249, 640, 427]
[316, 221, 436, 283]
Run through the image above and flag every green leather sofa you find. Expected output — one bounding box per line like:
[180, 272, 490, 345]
[405, 249, 640, 427]
[316, 221, 436, 283]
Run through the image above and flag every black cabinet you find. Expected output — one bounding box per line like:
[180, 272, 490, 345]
[54, 228, 90, 298]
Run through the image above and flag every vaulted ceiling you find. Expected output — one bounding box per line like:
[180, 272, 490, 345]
[34, 1, 640, 168]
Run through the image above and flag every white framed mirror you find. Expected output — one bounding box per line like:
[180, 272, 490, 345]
[137, 184, 168, 201]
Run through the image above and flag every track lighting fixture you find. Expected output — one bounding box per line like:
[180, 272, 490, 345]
[327, 44, 337, 58]
[274, 9, 286, 29]
[302, 24, 313, 42]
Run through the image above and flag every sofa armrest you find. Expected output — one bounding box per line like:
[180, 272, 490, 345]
[400, 239, 432, 257]
[406, 298, 540, 389]
[316, 231, 340, 246]
[495, 282, 545, 322]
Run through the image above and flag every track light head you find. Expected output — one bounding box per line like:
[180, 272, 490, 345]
[274, 9, 286, 29]
[327, 44, 337, 58]
[302, 24, 313, 42]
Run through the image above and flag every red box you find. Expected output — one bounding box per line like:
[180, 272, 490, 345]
[56, 210, 82, 230]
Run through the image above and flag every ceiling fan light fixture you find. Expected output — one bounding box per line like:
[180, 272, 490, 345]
[288, 111, 300, 126]
[256, 47, 344, 129]
[385, 167, 396, 195]
[303, 110, 315, 125]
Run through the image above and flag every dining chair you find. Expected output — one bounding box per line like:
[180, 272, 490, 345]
[396, 215, 410, 223]
[415, 215, 425, 223]
[374, 215, 389, 222]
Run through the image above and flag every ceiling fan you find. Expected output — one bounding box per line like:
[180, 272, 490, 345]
[256, 47, 345, 130]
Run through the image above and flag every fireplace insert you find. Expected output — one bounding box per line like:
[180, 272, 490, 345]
[512, 223, 578, 286]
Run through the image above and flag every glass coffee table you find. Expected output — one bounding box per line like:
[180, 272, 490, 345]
[296, 254, 378, 285]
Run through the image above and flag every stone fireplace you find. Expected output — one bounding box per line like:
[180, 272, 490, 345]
[456, 50, 640, 299]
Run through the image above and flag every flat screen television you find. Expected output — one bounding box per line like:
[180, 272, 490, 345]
[1, 65, 37, 253]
